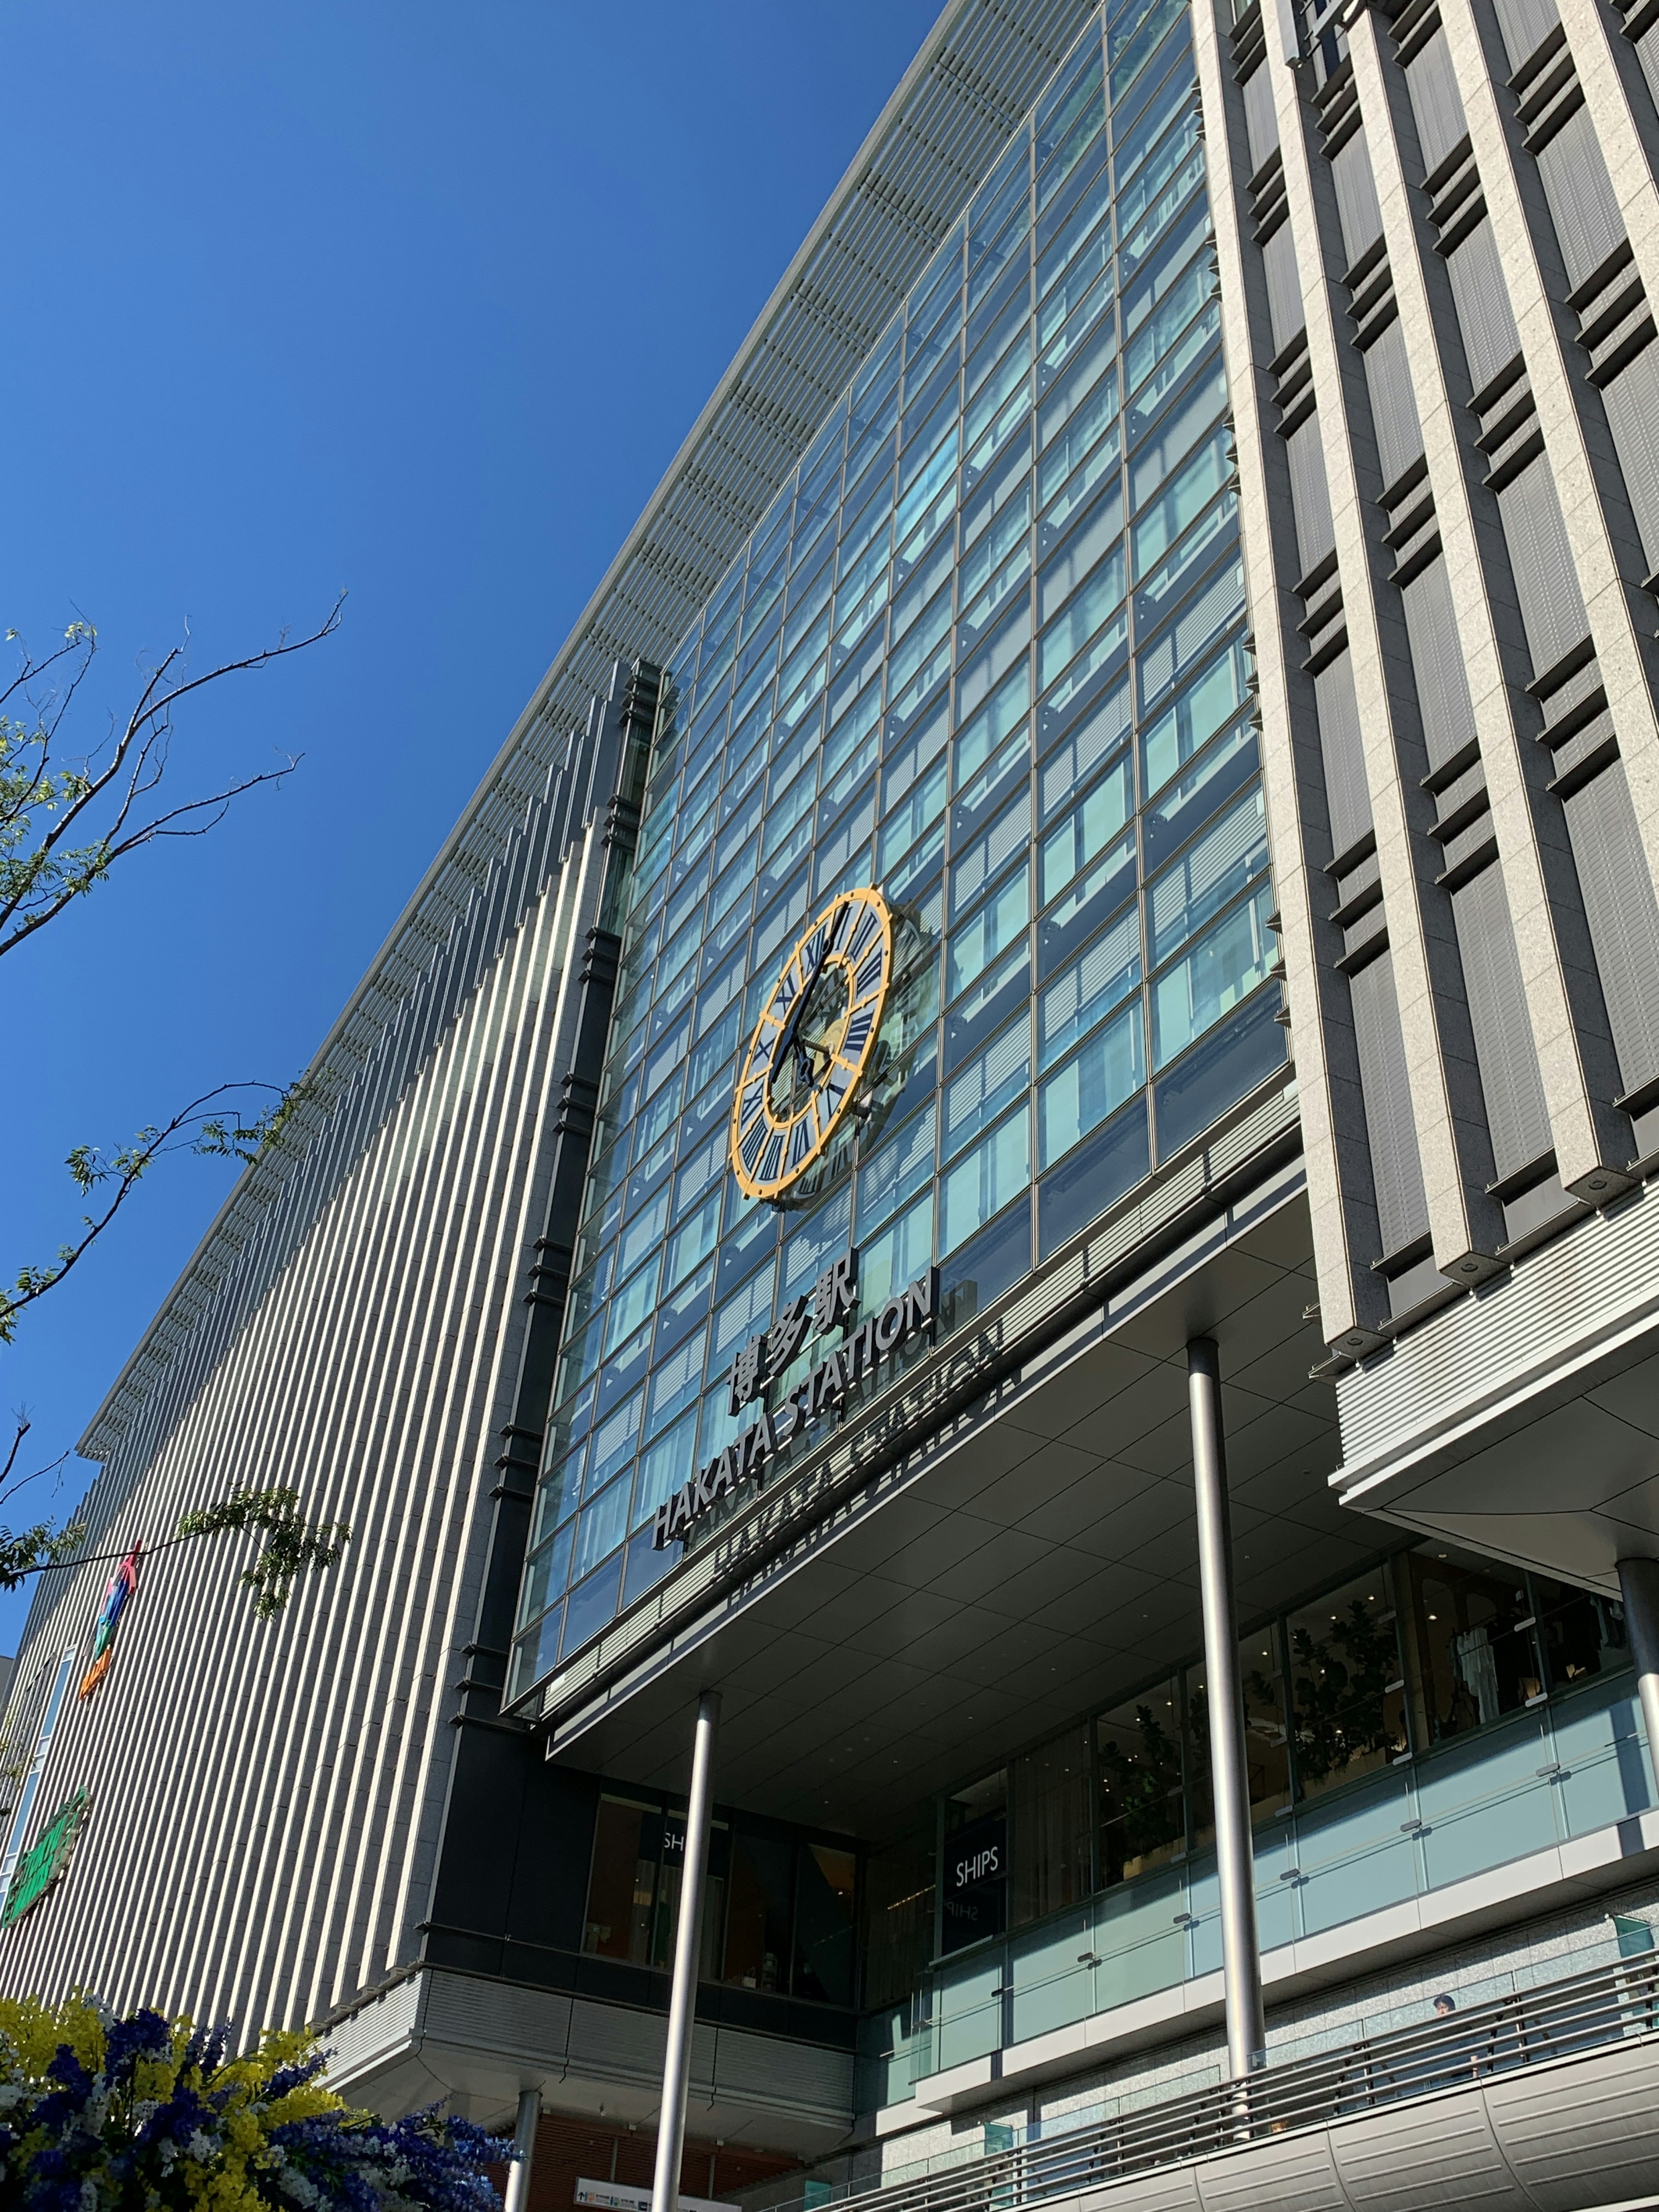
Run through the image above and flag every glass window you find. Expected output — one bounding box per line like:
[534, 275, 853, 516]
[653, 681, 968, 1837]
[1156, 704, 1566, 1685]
[1038, 998, 1143, 1167]
[1131, 425, 1230, 577]
[1039, 753, 1133, 905]
[941, 1105, 1030, 1254]
[1237, 1625, 1292, 1818]
[645, 1325, 707, 1445]
[1405, 1545, 1545, 1740]
[1284, 1573, 1409, 1797]
[1535, 1573, 1630, 1691]
[949, 868, 1030, 999]
[572, 1476, 630, 1582]
[794, 1843, 858, 2004]
[1011, 1728, 1092, 1925]
[945, 1020, 1031, 1161]
[1097, 1681, 1185, 1885]
[953, 794, 1033, 921]
[604, 1254, 661, 1358]
[953, 660, 1031, 788]
[858, 1190, 934, 1319]
[1147, 782, 1268, 965]
[584, 1797, 664, 1962]
[1038, 481, 1122, 629]
[1036, 827, 1137, 981]
[1142, 715, 1257, 875]
[1129, 350, 1226, 511]
[864, 1827, 935, 2009]
[946, 937, 1032, 1073]
[1140, 632, 1249, 797]
[858, 1104, 937, 1240]
[943, 1771, 1007, 1952]
[723, 1830, 796, 1992]
[1150, 880, 1274, 1069]
[585, 1393, 644, 1500]
[517, 1517, 575, 1635]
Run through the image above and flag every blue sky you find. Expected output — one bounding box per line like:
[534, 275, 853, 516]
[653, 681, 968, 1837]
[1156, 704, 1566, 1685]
[0, 0, 939, 1652]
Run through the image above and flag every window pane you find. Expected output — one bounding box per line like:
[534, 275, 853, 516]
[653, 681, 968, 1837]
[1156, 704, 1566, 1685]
[723, 1831, 795, 1992]
[1285, 1572, 1409, 1798]
[1098, 1683, 1185, 1886]
[941, 1106, 1030, 1254]
[1038, 999, 1144, 1167]
[1147, 782, 1268, 965]
[946, 1020, 1031, 1160]
[1150, 880, 1275, 1068]
[1011, 1728, 1092, 1924]
[584, 1799, 662, 1962]
[794, 1843, 858, 2003]
[1535, 1573, 1630, 1691]
[1405, 1545, 1545, 1741]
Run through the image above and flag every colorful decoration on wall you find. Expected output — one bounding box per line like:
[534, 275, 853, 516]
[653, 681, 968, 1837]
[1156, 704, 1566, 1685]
[2, 1788, 89, 1926]
[77, 1548, 141, 1702]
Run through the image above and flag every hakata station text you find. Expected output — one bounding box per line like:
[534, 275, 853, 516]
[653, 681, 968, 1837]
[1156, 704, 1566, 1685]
[652, 1247, 939, 1547]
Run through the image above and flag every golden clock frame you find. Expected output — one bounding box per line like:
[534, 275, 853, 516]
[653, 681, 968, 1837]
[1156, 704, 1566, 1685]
[728, 885, 897, 1205]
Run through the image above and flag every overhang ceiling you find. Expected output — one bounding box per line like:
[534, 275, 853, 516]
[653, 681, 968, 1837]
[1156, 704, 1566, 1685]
[549, 1183, 1370, 1839]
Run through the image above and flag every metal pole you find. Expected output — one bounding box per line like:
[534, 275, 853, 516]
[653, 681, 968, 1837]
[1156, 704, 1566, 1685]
[503, 2088, 541, 2212]
[650, 1689, 721, 2212]
[1618, 1558, 1659, 1793]
[1186, 1338, 1265, 2081]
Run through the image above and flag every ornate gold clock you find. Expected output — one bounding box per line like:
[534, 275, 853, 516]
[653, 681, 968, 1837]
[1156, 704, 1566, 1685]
[730, 885, 896, 1203]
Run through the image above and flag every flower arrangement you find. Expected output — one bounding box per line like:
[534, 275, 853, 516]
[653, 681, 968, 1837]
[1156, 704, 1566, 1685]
[0, 1995, 509, 2212]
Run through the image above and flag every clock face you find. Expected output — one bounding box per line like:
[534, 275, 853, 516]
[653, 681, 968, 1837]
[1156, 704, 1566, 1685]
[730, 886, 896, 1203]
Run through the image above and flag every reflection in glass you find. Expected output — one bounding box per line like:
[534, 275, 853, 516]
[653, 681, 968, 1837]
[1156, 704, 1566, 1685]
[1098, 1682, 1185, 1884]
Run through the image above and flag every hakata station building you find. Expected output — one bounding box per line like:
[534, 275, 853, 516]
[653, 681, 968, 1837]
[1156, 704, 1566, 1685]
[15, 0, 1659, 2204]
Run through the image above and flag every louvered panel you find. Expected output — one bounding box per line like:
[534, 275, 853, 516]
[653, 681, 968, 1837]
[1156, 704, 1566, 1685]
[1447, 219, 1522, 392]
[1534, 105, 1626, 294]
[1496, 456, 1590, 678]
[1405, 30, 1468, 178]
[1263, 222, 1305, 354]
[1350, 949, 1433, 1255]
[1563, 759, 1659, 1097]
[1400, 555, 1478, 774]
[1242, 62, 1280, 174]
[1286, 414, 1337, 576]
[1361, 315, 1425, 493]
[1491, 0, 1561, 72]
[1450, 862, 1553, 1179]
[1598, 343, 1659, 577]
[1332, 131, 1384, 270]
[1314, 648, 1373, 858]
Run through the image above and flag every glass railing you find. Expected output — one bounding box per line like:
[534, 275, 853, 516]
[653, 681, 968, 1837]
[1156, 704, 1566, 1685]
[823, 1943, 1659, 2212]
[856, 1672, 1653, 2107]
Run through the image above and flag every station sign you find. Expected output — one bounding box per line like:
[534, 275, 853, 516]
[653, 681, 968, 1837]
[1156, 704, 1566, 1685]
[652, 1245, 938, 1548]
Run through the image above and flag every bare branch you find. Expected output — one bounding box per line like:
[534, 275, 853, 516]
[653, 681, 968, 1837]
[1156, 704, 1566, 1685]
[0, 1418, 28, 1494]
[0, 594, 343, 960]
[0, 1080, 300, 1348]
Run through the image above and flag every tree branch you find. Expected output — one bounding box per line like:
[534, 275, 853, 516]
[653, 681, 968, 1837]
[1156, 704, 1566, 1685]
[0, 1080, 303, 1347]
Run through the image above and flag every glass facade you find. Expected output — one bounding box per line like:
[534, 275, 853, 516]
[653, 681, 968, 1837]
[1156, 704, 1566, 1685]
[858, 1541, 1645, 2107]
[510, 0, 1288, 1703]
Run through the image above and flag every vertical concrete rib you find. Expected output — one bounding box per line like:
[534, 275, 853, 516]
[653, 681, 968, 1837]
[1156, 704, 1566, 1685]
[1193, 0, 1393, 1346]
[1270, 6, 1509, 1273]
[0, 675, 633, 2038]
[1347, 6, 1631, 1186]
[1438, 0, 1659, 896]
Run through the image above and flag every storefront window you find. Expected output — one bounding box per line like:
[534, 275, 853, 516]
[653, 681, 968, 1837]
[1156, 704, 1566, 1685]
[722, 1827, 795, 1992]
[794, 1843, 858, 2004]
[1406, 1545, 1544, 1740]
[1239, 1622, 1292, 1816]
[583, 1796, 663, 1964]
[1534, 1573, 1629, 1692]
[943, 1771, 1007, 1952]
[1010, 1726, 1092, 1924]
[1097, 1678, 1185, 1883]
[864, 1826, 936, 2008]
[1284, 1570, 1407, 1796]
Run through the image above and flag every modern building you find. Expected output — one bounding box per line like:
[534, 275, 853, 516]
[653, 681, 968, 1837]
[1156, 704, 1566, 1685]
[7, 0, 1659, 2206]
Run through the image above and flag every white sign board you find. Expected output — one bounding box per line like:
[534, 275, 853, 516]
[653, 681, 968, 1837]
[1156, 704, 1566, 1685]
[575, 2185, 739, 2212]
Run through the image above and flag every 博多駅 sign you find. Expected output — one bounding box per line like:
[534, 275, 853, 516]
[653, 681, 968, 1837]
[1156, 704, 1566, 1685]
[652, 1245, 938, 1548]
